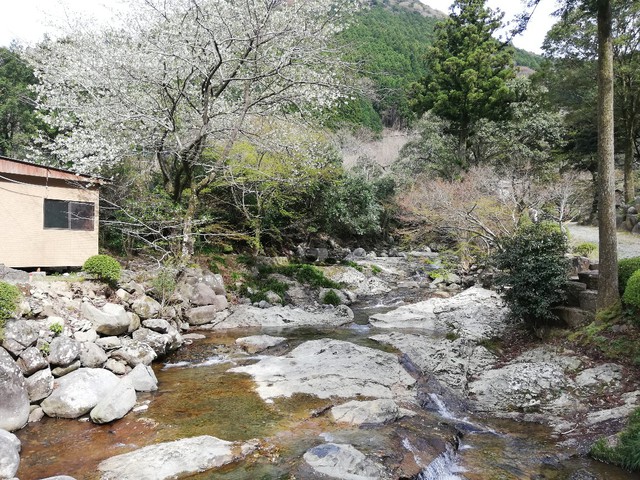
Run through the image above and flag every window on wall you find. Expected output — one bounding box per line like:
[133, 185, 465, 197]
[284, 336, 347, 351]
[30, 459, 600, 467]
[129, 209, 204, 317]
[44, 199, 95, 231]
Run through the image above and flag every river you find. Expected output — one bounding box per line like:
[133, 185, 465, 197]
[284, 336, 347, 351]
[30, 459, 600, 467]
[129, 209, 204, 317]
[14, 300, 640, 480]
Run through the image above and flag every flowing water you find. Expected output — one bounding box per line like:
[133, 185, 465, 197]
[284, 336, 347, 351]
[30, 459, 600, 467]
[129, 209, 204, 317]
[15, 298, 640, 479]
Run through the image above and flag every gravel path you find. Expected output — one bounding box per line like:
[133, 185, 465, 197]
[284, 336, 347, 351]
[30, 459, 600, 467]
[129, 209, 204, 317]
[566, 223, 640, 259]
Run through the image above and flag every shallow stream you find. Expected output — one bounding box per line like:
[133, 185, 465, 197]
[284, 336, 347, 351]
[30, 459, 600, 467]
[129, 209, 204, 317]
[15, 299, 640, 479]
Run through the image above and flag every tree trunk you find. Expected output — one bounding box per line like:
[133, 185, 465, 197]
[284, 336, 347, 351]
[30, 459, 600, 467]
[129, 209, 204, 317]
[181, 189, 199, 261]
[624, 121, 636, 204]
[596, 0, 619, 309]
[458, 127, 469, 171]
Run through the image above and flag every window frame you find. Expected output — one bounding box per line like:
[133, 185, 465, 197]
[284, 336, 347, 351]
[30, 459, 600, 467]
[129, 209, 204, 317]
[43, 199, 95, 231]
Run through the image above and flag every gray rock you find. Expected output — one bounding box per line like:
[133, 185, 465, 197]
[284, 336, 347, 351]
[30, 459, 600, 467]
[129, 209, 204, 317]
[215, 305, 353, 330]
[127, 312, 141, 333]
[51, 360, 81, 377]
[331, 399, 413, 425]
[25, 367, 54, 402]
[125, 364, 158, 392]
[236, 335, 287, 354]
[79, 342, 108, 368]
[0, 348, 29, 432]
[41, 368, 121, 418]
[105, 358, 128, 375]
[0, 429, 20, 479]
[95, 336, 122, 350]
[74, 329, 98, 343]
[115, 288, 132, 304]
[468, 361, 575, 414]
[2, 319, 39, 356]
[28, 407, 44, 423]
[230, 339, 415, 402]
[371, 333, 496, 394]
[352, 248, 367, 257]
[132, 328, 171, 357]
[110, 340, 157, 367]
[17, 346, 48, 375]
[131, 295, 162, 320]
[39, 477, 77, 480]
[0, 264, 29, 282]
[370, 287, 508, 342]
[186, 298, 229, 325]
[190, 282, 219, 306]
[142, 319, 171, 333]
[586, 390, 640, 426]
[98, 435, 245, 480]
[47, 336, 80, 367]
[82, 302, 131, 336]
[90, 378, 137, 424]
[303, 443, 386, 480]
[576, 363, 622, 391]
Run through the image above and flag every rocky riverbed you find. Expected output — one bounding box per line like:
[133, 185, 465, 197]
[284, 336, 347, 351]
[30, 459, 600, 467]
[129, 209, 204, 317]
[1, 251, 639, 479]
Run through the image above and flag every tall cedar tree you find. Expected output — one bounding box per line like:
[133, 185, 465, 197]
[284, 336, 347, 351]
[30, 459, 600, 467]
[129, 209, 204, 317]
[412, 0, 515, 170]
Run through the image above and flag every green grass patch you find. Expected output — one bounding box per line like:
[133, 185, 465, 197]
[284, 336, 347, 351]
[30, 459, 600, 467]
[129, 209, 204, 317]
[591, 407, 640, 471]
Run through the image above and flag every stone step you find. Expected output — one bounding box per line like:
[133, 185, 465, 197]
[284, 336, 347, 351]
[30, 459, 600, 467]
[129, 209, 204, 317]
[553, 306, 594, 329]
[579, 289, 598, 313]
[578, 270, 599, 290]
[565, 281, 587, 308]
[589, 263, 599, 271]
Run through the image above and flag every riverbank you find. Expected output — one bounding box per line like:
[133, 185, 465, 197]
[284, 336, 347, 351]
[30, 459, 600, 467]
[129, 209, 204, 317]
[1, 251, 639, 479]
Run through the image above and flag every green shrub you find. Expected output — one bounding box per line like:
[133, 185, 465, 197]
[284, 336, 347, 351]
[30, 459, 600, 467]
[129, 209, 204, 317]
[619, 257, 640, 293]
[150, 267, 177, 304]
[322, 289, 342, 306]
[494, 222, 568, 327]
[278, 264, 341, 289]
[83, 254, 122, 284]
[573, 241, 598, 258]
[623, 270, 640, 312]
[49, 322, 63, 336]
[0, 281, 20, 321]
[591, 407, 640, 471]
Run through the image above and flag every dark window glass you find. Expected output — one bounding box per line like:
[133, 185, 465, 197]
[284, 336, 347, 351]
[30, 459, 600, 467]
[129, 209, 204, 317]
[44, 199, 69, 228]
[44, 199, 95, 231]
[70, 202, 94, 231]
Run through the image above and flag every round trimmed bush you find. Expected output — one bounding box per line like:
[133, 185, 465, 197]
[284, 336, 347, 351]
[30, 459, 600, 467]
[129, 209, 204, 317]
[83, 254, 122, 284]
[0, 281, 20, 320]
[623, 269, 640, 311]
[619, 257, 640, 293]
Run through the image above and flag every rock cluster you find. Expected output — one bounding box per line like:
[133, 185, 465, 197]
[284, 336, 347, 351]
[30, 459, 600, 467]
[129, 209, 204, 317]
[618, 197, 640, 234]
[0, 265, 229, 437]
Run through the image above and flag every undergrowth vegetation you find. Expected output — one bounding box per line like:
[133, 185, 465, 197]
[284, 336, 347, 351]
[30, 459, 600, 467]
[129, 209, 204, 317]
[591, 407, 640, 471]
[83, 254, 122, 285]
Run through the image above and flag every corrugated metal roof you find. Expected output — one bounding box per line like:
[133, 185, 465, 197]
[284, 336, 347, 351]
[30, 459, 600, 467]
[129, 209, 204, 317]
[0, 156, 106, 184]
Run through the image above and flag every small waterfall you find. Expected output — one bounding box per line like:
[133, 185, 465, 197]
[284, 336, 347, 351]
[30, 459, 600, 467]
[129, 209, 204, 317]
[429, 393, 458, 420]
[417, 444, 466, 480]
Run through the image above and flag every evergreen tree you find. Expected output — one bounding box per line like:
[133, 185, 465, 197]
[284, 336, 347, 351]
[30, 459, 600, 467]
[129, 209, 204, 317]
[412, 0, 515, 169]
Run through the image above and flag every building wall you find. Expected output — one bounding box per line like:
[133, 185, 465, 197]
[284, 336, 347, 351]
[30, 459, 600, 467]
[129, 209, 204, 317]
[0, 176, 99, 268]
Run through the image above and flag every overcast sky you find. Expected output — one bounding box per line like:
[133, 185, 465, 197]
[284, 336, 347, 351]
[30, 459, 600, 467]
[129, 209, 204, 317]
[0, 0, 559, 53]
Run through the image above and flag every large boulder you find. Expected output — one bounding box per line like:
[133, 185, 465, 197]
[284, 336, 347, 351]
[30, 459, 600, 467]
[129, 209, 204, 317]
[47, 336, 80, 367]
[110, 340, 157, 367]
[79, 342, 108, 368]
[186, 298, 228, 325]
[90, 378, 137, 424]
[214, 305, 353, 330]
[371, 333, 496, 394]
[0, 429, 20, 480]
[369, 286, 508, 342]
[17, 346, 49, 375]
[0, 348, 29, 431]
[82, 303, 131, 336]
[190, 283, 219, 306]
[230, 339, 415, 402]
[25, 367, 54, 402]
[2, 319, 39, 356]
[98, 435, 246, 480]
[125, 364, 158, 392]
[331, 399, 413, 426]
[132, 328, 170, 356]
[303, 443, 387, 480]
[131, 295, 162, 320]
[235, 335, 287, 354]
[41, 368, 120, 418]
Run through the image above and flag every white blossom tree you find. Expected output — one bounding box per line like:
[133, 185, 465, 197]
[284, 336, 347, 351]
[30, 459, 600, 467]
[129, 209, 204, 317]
[28, 0, 360, 257]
